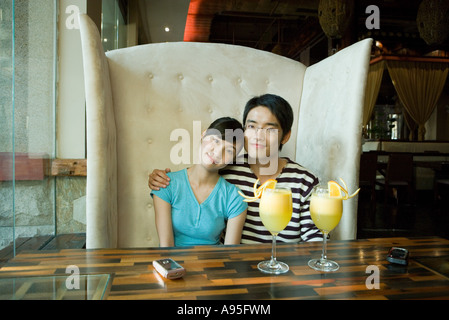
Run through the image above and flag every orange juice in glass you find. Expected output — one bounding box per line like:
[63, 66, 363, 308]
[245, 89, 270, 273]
[259, 188, 293, 235]
[310, 193, 343, 233]
[258, 187, 292, 274]
[308, 180, 359, 272]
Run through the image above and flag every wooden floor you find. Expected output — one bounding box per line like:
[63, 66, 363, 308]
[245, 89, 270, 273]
[0, 233, 86, 268]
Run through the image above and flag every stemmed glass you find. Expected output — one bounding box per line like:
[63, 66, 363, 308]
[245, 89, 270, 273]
[308, 185, 343, 272]
[258, 187, 293, 274]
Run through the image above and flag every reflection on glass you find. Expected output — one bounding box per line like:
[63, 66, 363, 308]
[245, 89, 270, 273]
[0, 0, 57, 253]
[102, 0, 128, 51]
[0, 0, 15, 251]
[0, 274, 110, 300]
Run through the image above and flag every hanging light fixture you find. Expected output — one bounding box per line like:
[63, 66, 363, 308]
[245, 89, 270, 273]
[417, 0, 449, 46]
[318, 0, 354, 39]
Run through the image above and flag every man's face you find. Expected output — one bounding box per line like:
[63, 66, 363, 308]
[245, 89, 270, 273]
[244, 106, 284, 163]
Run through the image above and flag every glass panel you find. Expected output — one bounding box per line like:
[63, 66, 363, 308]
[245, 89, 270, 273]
[101, 0, 127, 51]
[0, 274, 110, 300]
[0, 0, 57, 255]
[367, 104, 404, 140]
[0, 0, 15, 252]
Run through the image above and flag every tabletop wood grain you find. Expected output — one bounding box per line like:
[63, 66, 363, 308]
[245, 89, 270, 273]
[1, 237, 449, 300]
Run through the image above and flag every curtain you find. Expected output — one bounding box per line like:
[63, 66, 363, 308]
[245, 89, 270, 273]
[363, 61, 385, 133]
[403, 109, 418, 141]
[386, 60, 449, 141]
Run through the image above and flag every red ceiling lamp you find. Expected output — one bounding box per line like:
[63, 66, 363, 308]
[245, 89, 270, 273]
[184, 0, 212, 42]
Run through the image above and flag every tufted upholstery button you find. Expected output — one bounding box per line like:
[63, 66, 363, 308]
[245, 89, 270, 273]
[265, 79, 270, 85]
[147, 139, 153, 144]
[148, 73, 154, 80]
[178, 73, 184, 80]
[208, 108, 213, 114]
[208, 76, 213, 82]
[237, 77, 242, 84]
[147, 203, 153, 209]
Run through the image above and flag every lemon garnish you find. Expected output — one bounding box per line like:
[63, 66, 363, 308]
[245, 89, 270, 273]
[238, 179, 277, 202]
[328, 178, 360, 200]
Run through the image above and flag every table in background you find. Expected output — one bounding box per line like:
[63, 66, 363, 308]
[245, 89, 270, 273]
[0, 237, 448, 300]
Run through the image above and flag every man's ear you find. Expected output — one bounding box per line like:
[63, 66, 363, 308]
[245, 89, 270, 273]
[281, 130, 291, 146]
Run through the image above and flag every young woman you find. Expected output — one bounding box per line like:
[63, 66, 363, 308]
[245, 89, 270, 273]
[149, 94, 322, 244]
[151, 117, 247, 247]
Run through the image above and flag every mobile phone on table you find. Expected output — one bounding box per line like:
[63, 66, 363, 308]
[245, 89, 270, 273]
[386, 247, 409, 265]
[153, 258, 186, 279]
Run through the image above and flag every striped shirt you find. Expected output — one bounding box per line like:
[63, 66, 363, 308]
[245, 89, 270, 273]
[220, 155, 323, 243]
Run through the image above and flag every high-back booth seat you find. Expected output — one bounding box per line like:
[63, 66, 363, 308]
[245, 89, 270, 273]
[79, 14, 372, 249]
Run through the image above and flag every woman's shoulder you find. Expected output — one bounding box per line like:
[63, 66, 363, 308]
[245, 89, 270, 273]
[163, 169, 189, 189]
[167, 168, 187, 179]
[218, 176, 243, 194]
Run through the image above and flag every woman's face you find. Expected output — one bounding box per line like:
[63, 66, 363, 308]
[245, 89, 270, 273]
[200, 134, 238, 169]
[244, 106, 289, 163]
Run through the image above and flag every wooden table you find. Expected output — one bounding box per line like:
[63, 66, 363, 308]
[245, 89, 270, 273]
[0, 237, 449, 301]
[377, 160, 448, 174]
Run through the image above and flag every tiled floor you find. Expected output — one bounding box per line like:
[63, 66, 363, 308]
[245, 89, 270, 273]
[357, 188, 449, 240]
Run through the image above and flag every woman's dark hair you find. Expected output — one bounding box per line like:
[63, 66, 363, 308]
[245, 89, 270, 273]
[242, 94, 294, 151]
[205, 117, 244, 147]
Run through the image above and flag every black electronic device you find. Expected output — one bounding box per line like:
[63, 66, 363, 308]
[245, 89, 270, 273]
[386, 247, 409, 265]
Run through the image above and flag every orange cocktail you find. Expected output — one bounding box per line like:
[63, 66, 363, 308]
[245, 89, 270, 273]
[238, 180, 293, 274]
[308, 179, 359, 272]
[310, 193, 343, 233]
[259, 188, 292, 235]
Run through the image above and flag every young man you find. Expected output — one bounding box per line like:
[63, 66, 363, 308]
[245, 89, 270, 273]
[149, 94, 322, 243]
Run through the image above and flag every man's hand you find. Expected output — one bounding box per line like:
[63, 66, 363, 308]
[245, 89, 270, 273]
[148, 168, 171, 191]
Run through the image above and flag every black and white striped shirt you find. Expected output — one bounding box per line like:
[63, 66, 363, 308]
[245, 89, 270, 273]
[220, 155, 323, 243]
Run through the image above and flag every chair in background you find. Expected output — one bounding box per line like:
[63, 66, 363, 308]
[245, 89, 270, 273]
[78, 14, 372, 248]
[359, 152, 378, 213]
[376, 153, 414, 205]
[434, 162, 449, 209]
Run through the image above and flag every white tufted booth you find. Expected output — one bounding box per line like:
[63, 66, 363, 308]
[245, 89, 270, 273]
[78, 14, 372, 249]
